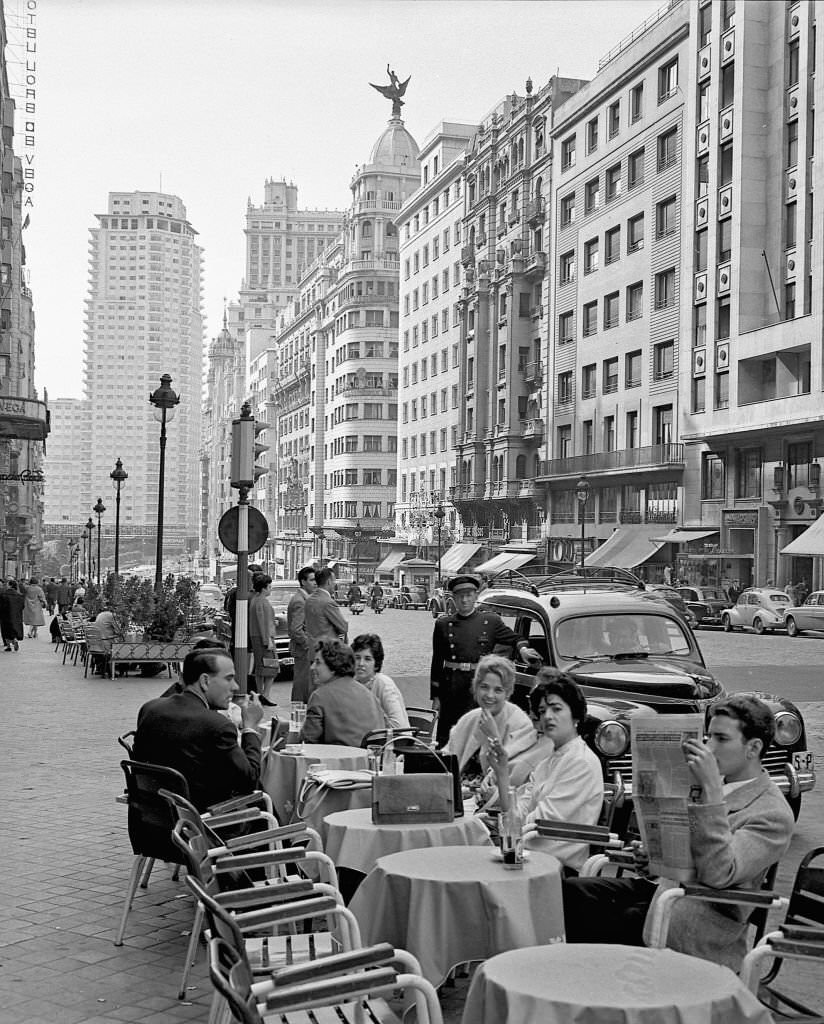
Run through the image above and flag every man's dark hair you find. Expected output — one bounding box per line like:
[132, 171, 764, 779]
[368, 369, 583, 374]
[181, 646, 232, 686]
[529, 669, 588, 731]
[351, 633, 384, 671]
[252, 574, 272, 592]
[297, 565, 316, 585]
[316, 638, 355, 677]
[316, 567, 336, 589]
[710, 694, 775, 757]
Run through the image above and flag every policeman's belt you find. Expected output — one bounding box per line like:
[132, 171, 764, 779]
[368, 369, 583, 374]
[443, 660, 478, 671]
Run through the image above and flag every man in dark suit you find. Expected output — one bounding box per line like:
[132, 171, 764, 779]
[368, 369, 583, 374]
[133, 647, 264, 811]
[304, 567, 348, 660]
[287, 565, 317, 702]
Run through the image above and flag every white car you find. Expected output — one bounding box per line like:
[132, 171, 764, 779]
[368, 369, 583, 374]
[783, 592, 824, 637]
[198, 583, 224, 610]
[721, 589, 792, 634]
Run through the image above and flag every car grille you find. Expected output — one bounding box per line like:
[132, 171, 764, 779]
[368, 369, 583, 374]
[605, 749, 791, 788]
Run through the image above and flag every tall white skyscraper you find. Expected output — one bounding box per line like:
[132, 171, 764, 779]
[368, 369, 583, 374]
[81, 191, 204, 555]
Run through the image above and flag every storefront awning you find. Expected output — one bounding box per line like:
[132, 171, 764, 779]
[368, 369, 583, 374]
[475, 551, 536, 575]
[653, 528, 719, 545]
[585, 526, 667, 569]
[375, 549, 408, 573]
[439, 542, 481, 575]
[780, 516, 824, 557]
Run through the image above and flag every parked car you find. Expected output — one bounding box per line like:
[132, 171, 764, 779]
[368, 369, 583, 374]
[394, 584, 428, 610]
[214, 580, 298, 680]
[676, 585, 731, 627]
[783, 591, 824, 637]
[721, 588, 792, 635]
[197, 583, 225, 611]
[643, 584, 697, 627]
[429, 585, 456, 619]
[477, 577, 814, 823]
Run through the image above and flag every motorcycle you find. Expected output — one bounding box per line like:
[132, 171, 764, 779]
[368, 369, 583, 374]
[350, 600, 365, 615]
[371, 595, 385, 614]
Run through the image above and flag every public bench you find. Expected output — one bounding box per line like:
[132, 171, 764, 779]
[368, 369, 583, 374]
[110, 640, 194, 680]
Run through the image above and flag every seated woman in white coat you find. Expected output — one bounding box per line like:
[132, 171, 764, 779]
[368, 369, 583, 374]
[487, 670, 604, 874]
[442, 655, 541, 789]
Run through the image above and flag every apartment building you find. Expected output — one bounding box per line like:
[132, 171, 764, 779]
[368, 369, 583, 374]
[543, 1, 690, 573]
[395, 121, 476, 567]
[43, 398, 90, 528]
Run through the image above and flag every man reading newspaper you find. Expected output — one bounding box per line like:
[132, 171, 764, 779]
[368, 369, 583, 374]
[562, 695, 794, 970]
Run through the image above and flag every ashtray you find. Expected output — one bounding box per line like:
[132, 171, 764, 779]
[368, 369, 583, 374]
[283, 744, 303, 754]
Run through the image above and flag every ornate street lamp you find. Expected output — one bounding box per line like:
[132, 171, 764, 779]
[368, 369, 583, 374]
[110, 457, 128, 577]
[353, 520, 363, 585]
[149, 373, 180, 591]
[576, 477, 591, 572]
[67, 538, 77, 584]
[93, 497, 106, 586]
[85, 516, 95, 581]
[433, 503, 446, 586]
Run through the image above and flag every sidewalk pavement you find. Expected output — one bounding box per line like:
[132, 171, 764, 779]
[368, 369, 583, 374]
[1, 632, 821, 1023]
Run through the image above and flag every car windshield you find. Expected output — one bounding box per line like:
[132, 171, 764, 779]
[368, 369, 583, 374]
[267, 583, 299, 608]
[554, 612, 693, 662]
[701, 589, 723, 600]
[768, 592, 791, 604]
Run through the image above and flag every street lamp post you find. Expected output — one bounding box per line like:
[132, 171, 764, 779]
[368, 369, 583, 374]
[86, 517, 95, 581]
[93, 497, 106, 587]
[110, 457, 128, 577]
[433, 503, 446, 586]
[353, 520, 363, 585]
[67, 538, 77, 583]
[576, 477, 591, 572]
[149, 373, 180, 592]
[80, 531, 86, 582]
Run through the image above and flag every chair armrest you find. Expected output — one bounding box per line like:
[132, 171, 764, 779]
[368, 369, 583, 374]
[213, 880, 316, 909]
[271, 943, 397, 987]
[234, 895, 339, 929]
[212, 846, 337, 887]
[741, 929, 824, 993]
[647, 886, 789, 950]
[263, 968, 399, 1013]
[533, 818, 619, 847]
[206, 790, 274, 816]
[223, 826, 310, 852]
[779, 923, 824, 941]
[205, 808, 273, 830]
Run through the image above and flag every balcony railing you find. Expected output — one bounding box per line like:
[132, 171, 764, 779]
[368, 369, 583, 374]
[489, 480, 520, 498]
[520, 418, 545, 440]
[539, 442, 685, 480]
[525, 197, 546, 225]
[523, 360, 543, 383]
[461, 244, 475, 265]
[449, 484, 485, 501]
[525, 250, 547, 275]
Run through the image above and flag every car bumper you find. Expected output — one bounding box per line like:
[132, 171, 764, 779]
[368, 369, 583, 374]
[607, 757, 814, 799]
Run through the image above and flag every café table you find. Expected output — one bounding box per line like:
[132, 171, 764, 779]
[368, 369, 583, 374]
[461, 944, 774, 1024]
[324, 806, 492, 875]
[261, 743, 369, 824]
[348, 845, 564, 988]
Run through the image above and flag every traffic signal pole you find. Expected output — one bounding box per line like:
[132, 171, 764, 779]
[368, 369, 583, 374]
[230, 402, 255, 694]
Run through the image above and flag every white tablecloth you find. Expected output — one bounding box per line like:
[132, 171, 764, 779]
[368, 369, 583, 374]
[349, 845, 564, 987]
[261, 743, 368, 823]
[324, 806, 492, 874]
[462, 945, 775, 1024]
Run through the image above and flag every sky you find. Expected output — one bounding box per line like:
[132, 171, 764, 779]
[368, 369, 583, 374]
[13, 0, 662, 400]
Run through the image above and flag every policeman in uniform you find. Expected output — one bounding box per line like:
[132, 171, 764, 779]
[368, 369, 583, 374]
[430, 573, 542, 747]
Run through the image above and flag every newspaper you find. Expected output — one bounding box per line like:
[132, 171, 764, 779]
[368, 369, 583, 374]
[631, 713, 704, 882]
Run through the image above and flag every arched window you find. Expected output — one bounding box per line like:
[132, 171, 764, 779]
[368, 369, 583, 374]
[535, 176, 543, 197]
[516, 454, 527, 479]
[362, 220, 372, 238]
[534, 454, 541, 477]
[518, 138, 525, 164]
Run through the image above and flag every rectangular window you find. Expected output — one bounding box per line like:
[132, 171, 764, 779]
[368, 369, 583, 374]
[626, 349, 642, 387]
[692, 375, 706, 413]
[582, 363, 597, 399]
[560, 249, 576, 284]
[654, 404, 673, 445]
[557, 425, 572, 460]
[558, 371, 573, 404]
[605, 225, 621, 265]
[583, 420, 594, 454]
[603, 415, 616, 452]
[696, 154, 709, 198]
[787, 120, 798, 168]
[603, 357, 619, 394]
[628, 148, 645, 189]
[698, 81, 711, 124]
[718, 218, 732, 262]
[653, 339, 675, 379]
[583, 301, 598, 337]
[656, 196, 677, 237]
[561, 193, 576, 225]
[698, 2, 712, 45]
[630, 82, 644, 123]
[627, 281, 643, 321]
[785, 281, 796, 320]
[788, 39, 800, 87]
[628, 213, 644, 252]
[583, 237, 599, 275]
[657, 127, 677, 171]
[717, 297, 730, 340]
[736, 448, 761, 498]
[608, 100, 620, 138]
[719, 142, 733, 186]
[586, 117, 599, 153]
[654, 268, 676, 310]
[626, 409, 639, 448]
[695, 229, 708, 271]
[584, 177, 600, 213]
[720, 63, 735, 109]
[658, 57, 678, 103]
[604, 291, 619, 329]
[561, 135, 576, 170]
[558, 310, 574, 344]
[785, 201, 797, 249]
[694, 303, 707, 346]
[605, 163, 622, 201]
[702, 453, 725, 499]
[715, 370, 730, 411]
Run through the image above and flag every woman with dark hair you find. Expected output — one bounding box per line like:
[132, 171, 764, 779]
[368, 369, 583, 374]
[300, 639, 383, 746]
[0, 579, 24, 651]
[249, 574, 278, 706]
[487, 669, 603, 873]
[351, 633, 410, 730]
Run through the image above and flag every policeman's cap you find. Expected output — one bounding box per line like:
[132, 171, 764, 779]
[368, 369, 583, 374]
[448, 573, 481, 593]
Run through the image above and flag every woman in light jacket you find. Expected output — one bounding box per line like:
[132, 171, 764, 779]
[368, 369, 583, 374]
[249, 574, 279, 705]
[22, 577, 46, 639]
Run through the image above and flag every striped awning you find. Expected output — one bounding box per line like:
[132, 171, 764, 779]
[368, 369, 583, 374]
[474, 551, 536, 575]
[439, 542, 482, 574]
[375, 549, 408, 573]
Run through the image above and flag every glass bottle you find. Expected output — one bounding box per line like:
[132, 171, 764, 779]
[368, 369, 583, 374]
[382, 727, 395, 775]
[500, 786, 524, 869]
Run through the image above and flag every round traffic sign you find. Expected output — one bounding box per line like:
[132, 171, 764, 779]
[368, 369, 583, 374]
[218, 505, 269, 554]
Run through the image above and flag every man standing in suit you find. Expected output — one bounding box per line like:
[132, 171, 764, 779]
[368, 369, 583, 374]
[287, 565, 317, 703]
[133, 647, 264, 812]
[304, 567, 348, 660]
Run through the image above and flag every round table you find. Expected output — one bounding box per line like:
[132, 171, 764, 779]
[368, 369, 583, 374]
[324, 806, 492, 874]
[261, 743, 368, 824]
[462, 945, 775, 1024]
[349, 845, 564, 988]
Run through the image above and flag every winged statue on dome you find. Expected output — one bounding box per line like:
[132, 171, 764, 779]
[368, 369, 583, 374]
[370, 65, 411, 117]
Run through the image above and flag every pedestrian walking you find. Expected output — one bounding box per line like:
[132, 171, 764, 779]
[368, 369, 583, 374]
[22, 577, 47, 639]
[304, 568, 348, 659]
[287, 565, 317, 702]
[44, 577, 58, 614]
[0, 579, 25, 651]
[55, 577, 73, 614]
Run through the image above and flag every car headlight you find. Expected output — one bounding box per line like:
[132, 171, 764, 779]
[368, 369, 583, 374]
[773, 710, 802, 746]
[594, 721, 630, 757]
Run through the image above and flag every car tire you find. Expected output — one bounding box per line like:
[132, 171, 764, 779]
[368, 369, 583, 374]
[786, 616, 799, 638]
[753, 617, 766, 635]
[429, 602, 439, 618]
[722, 614, 733, 632]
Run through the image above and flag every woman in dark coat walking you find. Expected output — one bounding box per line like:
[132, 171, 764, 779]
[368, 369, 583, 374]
[0, 579, 25, 651]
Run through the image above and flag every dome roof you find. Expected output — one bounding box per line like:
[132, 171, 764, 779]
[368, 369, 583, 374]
[369, 116, 419, 167]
